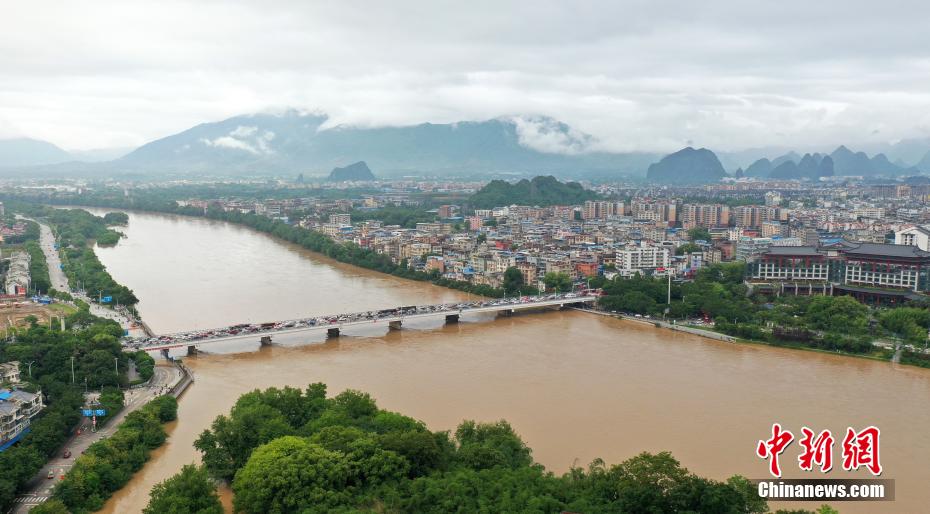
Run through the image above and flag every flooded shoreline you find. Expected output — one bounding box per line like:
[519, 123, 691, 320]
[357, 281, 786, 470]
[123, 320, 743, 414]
[80, 209, 930, 514]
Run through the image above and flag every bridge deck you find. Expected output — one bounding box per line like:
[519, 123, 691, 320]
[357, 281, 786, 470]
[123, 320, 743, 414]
[129, 296, 596, 351]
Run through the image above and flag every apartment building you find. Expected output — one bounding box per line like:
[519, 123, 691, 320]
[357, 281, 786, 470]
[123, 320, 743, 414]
[680, 204, 729, 229]
[616, 245, 670, 273]
[0, 388, 44, 452]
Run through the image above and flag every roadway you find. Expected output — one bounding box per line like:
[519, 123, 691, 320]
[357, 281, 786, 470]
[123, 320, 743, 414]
[9, 366, 181, 512]
[128, 295, 598, 352]
[31, 218, 146, 338]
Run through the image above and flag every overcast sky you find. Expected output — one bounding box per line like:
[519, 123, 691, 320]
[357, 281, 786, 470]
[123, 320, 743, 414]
[2, 0, 930, 154]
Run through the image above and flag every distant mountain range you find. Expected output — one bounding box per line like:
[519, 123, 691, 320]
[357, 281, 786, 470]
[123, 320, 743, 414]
[0, 138, 130, 168]
[3, 109, 930, 181]
[56, 111, 657, 177]
[0, 138, 73, 167]
[742, 145, 921, 179]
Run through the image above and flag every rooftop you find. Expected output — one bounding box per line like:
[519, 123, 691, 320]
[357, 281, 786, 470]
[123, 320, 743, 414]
[841, 242, 930, 259]
[764, 246, 824, 257]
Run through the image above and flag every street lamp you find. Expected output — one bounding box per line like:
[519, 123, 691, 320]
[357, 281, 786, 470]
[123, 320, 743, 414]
[26, 360, 34, 378]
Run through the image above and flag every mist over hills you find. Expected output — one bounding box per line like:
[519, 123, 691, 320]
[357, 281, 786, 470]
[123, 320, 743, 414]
[113, 111, 658, 177]
[2, 109, 930, 182]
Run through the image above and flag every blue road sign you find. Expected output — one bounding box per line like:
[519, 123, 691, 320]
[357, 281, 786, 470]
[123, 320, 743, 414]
[101, 296, 113, 303]
[94, 409, 107, 417]
[81, 409, 93, 416]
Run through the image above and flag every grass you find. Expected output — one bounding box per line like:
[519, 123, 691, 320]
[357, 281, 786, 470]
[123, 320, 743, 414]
[48, 303, 78, 316]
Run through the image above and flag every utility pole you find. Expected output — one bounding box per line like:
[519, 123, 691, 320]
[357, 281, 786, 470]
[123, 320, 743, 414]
[667, 272, 672, 305]
[70, 356, 75, 384]
[115, 357, 119, 383]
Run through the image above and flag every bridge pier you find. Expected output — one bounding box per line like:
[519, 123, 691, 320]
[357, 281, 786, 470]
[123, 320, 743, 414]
[187, 345, 198, 356]
[327, 327, 340, 338]
[445, 314, 459, 324]
[160, 348, 170, 359]
[388, 320, 402, 330]
[260, 336, 272, 346]
[497, 309, 514, 317]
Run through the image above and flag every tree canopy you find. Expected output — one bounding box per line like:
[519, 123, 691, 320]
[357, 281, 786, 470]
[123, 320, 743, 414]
[144, 465, 222, 514]
[189, 383, 772, 514]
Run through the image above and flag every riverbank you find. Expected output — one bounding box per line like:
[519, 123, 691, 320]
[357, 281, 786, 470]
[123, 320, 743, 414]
[48, 200, 919, 370]
[45, 207, 926, 514]
[574, 306, 900, 367]
[26, 216, 146, 338]
[30, 199, 511, 299]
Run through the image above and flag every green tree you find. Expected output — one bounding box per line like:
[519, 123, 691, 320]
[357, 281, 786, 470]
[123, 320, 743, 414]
[143, 465, 223, 514]
[28, 499, 70, 514]
[502, 267, 524, 295]
[676, 242, 702, 255]
[880, 307, 930, 344]
[543, 272, 572, 293]
[232, 436, 354, 514]
[804, 296, 868, 334]
[688, 227, 712, 242]
[455, 420, 533, 470]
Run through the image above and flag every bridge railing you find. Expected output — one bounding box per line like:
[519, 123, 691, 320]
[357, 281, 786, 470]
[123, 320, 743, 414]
[126, 294, 596, 349]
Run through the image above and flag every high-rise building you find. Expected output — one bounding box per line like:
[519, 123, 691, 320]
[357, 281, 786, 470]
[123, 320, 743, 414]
[732, 206, 782, 228]
[680, 204, 730, 229]
[631, 202, 676, 223]
[582, 201, 625, 220]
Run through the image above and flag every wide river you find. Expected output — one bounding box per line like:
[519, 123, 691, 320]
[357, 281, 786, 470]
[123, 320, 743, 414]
[82, 209, 930, 513]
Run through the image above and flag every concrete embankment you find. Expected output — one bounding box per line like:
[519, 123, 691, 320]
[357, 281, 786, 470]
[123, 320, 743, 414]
[138, 319, 156, 338]
[169, 361, 194, 398]
[572, 307, 736, 343]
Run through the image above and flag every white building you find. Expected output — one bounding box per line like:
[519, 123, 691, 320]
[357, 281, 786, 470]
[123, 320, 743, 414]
[4, 252, 30, 296]
[895, 226, 930, 251]
[852, 207, 885, 219]
[1, 388, 44, 451]
[616, 245, 670, 272]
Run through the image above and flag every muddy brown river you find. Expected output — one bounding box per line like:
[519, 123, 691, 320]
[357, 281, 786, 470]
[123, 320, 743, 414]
[81, 209, 930, 513]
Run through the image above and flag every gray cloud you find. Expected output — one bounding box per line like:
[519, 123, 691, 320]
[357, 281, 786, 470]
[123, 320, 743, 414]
[2, 0, 930, 153]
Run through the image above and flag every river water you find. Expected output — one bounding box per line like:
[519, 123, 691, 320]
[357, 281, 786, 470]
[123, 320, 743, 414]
[83, 209, 930, 513]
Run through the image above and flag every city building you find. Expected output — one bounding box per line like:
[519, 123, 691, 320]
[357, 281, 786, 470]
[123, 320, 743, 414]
[616, 245, 670, 275]
[0, 388, 44, 452]
[748, 242, 930, 303]
[583, 201, 624, 220]
[329, 213, 351, 225]
[4, 251, 30, 296]
[680, 204, 729, 229]
[0, 362, 19, 384]
[895, 226, 930, 251]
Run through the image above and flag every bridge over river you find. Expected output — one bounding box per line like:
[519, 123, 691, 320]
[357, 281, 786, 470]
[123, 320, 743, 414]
[125, 294, 597, 355]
